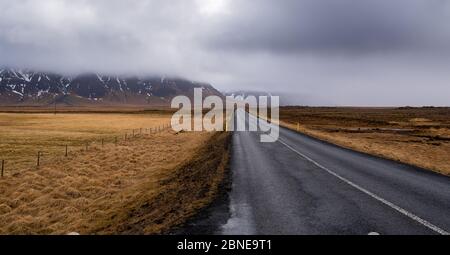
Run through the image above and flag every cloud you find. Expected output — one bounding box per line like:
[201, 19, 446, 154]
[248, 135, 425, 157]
[205, 0, 450, 55]
[1, 0, 450, 105]
[0, 0, 203, 75]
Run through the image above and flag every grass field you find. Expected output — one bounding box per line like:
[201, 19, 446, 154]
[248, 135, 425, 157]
[0, 112, 171, 174]
[280, 107, 450, 175]
[0, 111, 230, 234]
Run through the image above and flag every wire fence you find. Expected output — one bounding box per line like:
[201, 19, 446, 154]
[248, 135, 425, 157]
[0, 123, 172, 178]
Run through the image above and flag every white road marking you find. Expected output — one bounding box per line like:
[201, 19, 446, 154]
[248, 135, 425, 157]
[277, 138, 450, 235]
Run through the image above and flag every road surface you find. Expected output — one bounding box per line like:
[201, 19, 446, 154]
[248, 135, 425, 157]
[182, 110, 450, 235]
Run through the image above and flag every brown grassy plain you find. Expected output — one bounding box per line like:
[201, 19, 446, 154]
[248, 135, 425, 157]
[280, 107, 450, 175]
[0, 112, 170, 174]
[0, 111, 230, 234]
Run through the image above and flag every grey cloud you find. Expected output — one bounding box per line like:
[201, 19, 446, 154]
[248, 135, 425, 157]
[205, 0, 450, 54]
[0, 0, 450, 105]
[0, 0, 201, 75]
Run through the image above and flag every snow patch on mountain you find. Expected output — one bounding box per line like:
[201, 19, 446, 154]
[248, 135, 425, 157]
[0, 68, 222, 105]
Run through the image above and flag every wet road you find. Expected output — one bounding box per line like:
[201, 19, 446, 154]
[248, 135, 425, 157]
[219, 110, 450, 235]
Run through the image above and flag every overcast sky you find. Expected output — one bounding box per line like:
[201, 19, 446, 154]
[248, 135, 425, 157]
[1, 0, 450, 106]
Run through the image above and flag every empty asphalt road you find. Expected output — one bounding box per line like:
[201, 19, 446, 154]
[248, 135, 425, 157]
[216, 110, 450, 235]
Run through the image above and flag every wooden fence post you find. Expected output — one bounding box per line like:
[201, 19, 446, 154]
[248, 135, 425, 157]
[37, 151, 41, 167]
[1, 160, 4, 177]
[65, 145, 68, 157]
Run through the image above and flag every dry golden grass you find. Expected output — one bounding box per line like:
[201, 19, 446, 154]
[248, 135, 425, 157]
[93, 131, 230, 234]
[0, 125, 229, 234]
[0, 105, 175, 113]
[0, 113, 170, 174]
[280, 107, 450, 176]
[0, 111, 231, 234]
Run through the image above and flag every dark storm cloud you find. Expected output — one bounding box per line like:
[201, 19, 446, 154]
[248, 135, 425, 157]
[205, 0, 450, 54]
[1, 0, 450, 105]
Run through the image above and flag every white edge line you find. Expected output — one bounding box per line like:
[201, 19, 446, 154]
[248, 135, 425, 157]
[277, 138, 449, 235]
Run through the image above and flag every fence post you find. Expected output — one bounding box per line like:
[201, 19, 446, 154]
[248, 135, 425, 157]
[37, 151, 41, 167]
[1, 160, 4, 177]
[65, 145, 68, 157]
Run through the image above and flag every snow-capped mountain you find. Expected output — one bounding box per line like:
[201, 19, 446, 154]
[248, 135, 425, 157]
[0, 69, 222, 106]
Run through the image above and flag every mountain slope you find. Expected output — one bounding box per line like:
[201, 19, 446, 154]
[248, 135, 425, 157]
[0, 69, 222, 106]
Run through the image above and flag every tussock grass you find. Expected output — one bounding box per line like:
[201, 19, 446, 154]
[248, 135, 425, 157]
[0, 113, 170, 174]
[0, 127, 229, 234]
[91, 131, 230, 234]
[0, 111, 231, 234]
